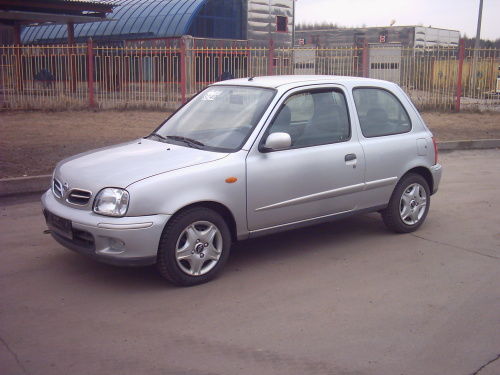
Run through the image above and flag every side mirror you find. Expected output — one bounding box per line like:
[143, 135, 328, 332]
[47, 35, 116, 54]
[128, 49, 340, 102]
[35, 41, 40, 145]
[262, 132, 292, 151]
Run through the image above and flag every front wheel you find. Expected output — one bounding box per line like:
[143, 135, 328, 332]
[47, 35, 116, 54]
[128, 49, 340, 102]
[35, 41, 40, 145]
[157, 207, 231, 286]
[381, 173, 430, 233]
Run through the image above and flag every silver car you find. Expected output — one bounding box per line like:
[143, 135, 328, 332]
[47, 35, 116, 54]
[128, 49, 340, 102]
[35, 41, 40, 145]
[42, 76, 442, 286]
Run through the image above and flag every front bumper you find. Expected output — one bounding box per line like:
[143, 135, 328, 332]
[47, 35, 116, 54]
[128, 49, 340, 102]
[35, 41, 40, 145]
[430, 163, 443, 194]
[41, 190, 170, 266]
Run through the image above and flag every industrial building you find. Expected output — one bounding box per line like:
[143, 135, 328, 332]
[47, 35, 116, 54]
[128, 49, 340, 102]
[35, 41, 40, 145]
[21, 0, 295, 46]
[293, 25, 460, 85]
[296, 25, 460, 48]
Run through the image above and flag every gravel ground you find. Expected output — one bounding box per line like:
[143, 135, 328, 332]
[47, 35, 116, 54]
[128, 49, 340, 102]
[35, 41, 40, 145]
[1, 110, 499, 178]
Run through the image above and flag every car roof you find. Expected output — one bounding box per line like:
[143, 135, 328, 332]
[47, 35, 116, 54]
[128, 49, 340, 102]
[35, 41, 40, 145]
[211, 75, 394, 89]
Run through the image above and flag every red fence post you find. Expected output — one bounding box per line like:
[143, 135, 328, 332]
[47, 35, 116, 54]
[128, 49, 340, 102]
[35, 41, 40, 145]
[267, 39, 275, 76]
[87, 38, 95, 107]
[180, 38, 187, 104]
[14, 46, 23, 92]
[361, 41, 369, 78]
[218, 47, 223, 81]
[68, 22, 77, 92]
[13, 24, 23, 92]
[245, 40, 251, 77]
[455, 39, 465, 112]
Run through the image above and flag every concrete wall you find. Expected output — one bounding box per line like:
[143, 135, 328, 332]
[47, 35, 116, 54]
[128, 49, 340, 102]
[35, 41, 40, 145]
[296, 26, 459, 48]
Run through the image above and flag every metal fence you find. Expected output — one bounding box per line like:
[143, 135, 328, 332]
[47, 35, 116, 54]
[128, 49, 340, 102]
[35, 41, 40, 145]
[1, 41, 499, 111]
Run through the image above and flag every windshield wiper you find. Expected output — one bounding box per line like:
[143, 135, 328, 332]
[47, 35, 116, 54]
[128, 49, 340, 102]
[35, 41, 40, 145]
[149, 132, 168, 141]
[149, 133, 205, 149]
[163, 135, 205, 148]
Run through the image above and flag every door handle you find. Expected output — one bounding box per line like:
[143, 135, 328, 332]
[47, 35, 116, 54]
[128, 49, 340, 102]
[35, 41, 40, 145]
[345, 153, 357, 162]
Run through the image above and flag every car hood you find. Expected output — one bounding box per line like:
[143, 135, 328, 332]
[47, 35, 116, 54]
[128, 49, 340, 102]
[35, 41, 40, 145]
[55, 139, 228, 192]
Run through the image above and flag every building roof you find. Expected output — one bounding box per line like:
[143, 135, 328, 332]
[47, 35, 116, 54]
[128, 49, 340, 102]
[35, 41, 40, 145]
[0, 0, 113, 26]
[22, 0, 208, 44]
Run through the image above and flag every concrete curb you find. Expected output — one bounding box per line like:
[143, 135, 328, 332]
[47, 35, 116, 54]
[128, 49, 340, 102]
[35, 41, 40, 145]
[438, 139, 500, 151]
[1, 139, 499, 197]
[0, 175, 51, 197]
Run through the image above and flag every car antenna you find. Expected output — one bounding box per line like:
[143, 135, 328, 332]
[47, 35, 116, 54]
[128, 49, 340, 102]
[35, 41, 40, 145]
[248, 77, 254, 81]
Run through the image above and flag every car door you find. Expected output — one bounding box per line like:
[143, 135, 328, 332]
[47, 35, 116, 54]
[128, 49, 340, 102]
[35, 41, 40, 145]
[246, 85, 365, 232]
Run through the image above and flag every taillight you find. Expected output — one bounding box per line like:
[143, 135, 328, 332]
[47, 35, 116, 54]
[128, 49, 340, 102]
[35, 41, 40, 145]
[432, 137, 438, 165]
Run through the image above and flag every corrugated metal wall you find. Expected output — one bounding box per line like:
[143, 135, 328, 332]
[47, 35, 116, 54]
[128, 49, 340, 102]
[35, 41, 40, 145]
[246, 0, 293, 46]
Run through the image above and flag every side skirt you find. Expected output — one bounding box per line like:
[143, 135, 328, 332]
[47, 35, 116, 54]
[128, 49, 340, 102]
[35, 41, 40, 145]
[247, 204, 387, 239]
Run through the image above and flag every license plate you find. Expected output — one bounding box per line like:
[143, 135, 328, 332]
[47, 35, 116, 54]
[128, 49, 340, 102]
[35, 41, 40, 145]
[44, 210, 73, 239]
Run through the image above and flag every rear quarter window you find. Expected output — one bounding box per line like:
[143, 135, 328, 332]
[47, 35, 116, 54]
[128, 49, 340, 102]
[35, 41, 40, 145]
[353, 87, 412, 138]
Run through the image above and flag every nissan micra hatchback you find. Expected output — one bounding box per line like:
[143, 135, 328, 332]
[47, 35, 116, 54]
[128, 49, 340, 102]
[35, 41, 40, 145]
[42, 76, 442, 286]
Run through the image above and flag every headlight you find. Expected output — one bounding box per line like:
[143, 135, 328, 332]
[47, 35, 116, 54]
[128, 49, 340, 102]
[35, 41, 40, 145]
[93, 188, 129, 217]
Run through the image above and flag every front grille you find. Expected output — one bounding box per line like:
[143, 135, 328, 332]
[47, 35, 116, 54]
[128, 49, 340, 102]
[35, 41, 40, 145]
[67, 189, 92, 205]
[51, 228, 95, 251]
[72, 229, 95, 249]
[52, 178, 63, 198]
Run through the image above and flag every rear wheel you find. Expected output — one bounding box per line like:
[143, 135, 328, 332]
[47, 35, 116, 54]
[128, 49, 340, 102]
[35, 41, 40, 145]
[157, 207, 231, 286]
[381, 173, 430, 233]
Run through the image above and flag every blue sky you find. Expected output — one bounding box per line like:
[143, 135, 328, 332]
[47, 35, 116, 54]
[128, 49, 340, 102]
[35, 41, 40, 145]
[295, 0, 500, 40]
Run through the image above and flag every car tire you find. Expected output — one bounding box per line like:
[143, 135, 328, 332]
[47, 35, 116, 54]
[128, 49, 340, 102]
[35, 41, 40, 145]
[157, 207, 231, 286]
[381, 173, 430, 233]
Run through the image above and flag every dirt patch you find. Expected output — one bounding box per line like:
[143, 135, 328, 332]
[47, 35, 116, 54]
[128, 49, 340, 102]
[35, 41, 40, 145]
[1, 110, 499, 178]
[421, 112, 500, 142]
[0, 110, 167, 178]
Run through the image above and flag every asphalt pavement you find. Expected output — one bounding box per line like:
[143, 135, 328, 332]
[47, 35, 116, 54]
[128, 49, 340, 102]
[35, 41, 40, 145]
[0, 149, 499, 375]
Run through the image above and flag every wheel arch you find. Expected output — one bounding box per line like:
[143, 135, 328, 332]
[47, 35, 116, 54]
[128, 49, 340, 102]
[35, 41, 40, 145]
[168, 201, 238, 243]
[402, 166, 434, 194]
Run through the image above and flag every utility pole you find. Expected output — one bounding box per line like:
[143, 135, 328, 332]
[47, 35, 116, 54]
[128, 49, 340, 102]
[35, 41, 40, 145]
[474, 0, 483, 51]
[268, 0, 272, 45]
[471, 0, 483, 93]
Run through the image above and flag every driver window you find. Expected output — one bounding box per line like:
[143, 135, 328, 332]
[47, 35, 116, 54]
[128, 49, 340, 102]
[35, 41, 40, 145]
[266, 89, 351, 148]
[268, 92, 313, 136]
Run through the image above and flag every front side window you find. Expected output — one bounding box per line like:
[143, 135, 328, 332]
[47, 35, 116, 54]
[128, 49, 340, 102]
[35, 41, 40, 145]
[265, 89, 351, 149]
[353, 87, 411, 138]
[151, 86, 275, 152]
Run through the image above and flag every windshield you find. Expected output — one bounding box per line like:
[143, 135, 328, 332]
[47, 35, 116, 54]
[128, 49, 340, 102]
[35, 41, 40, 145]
[151, 85, 276, 152]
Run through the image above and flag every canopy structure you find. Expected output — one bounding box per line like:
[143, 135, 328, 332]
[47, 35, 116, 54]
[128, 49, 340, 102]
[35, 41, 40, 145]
[0, 0, 114, 44]
[22, 0, 246, 45]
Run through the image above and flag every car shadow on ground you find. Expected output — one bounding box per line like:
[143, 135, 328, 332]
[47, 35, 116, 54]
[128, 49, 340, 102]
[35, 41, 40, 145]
[52, 212, 391, 291]
[230, 213, 387, 266]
